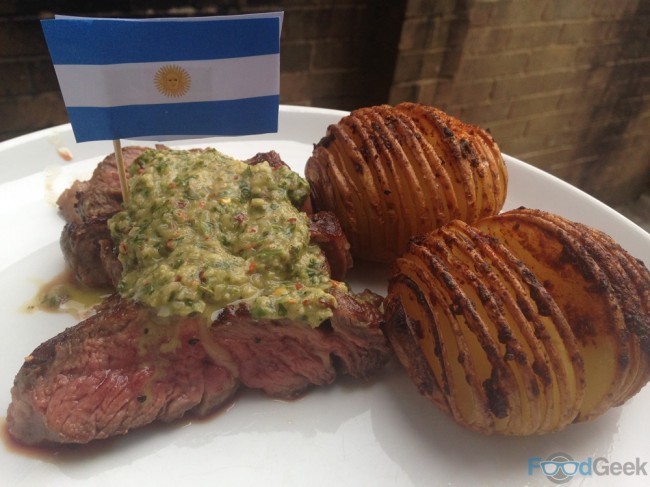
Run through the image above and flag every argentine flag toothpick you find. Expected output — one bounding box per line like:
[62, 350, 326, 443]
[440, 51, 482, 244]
[41, 13, 283, 143]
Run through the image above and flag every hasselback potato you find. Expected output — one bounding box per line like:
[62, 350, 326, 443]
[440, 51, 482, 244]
[305, 103, 508, 263]
[384, 208, 650, 435]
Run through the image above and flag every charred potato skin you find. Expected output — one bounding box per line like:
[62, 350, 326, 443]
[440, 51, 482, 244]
[384, 209, 650, 435]
[479, 208, 650, 420]
[305, 103, 508, 263]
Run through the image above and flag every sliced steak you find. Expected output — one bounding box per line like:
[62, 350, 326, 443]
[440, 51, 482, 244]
[61, 210, 352, 289]
[307, 211, 353, 280]
[7, 289, 388, 445]
[57, 146, 149, 224]
[245, 150, 287, 170]
[58, 147, 353, 286]
[12, 147, 385, 446]
[60, 216, 114, 288]
[58, 148, 293, 224]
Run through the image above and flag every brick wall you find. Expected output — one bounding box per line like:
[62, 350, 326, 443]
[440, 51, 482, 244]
[274, 0, 405, 109]
[391, 0, 650, 205]
[1, 0, 648, 207]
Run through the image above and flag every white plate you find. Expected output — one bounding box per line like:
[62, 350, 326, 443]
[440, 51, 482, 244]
[1, 105, 649, 487]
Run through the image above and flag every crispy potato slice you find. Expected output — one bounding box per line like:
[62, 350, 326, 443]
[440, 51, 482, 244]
[396, 103, 508, 224]
[396, 105, 477, 223]
[580, 223, 650, 403]
[385, 207, 648, 435]
[554, 218, 641, 406]
[355, 108, 424, 254]
[450, 222, 584, 433]
[545, 214, 649, 407]
[385, 220, 584, 435]
[478, 208, 647, 421]
[434, 225, 537, 434]
[387, 243, 502, 433]
[305, 103, 507, 263]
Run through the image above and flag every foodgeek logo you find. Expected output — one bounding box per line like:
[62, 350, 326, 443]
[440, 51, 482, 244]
[528, 452, 648, 484]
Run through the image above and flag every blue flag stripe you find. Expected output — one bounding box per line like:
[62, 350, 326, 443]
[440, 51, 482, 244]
[41, 17, 280, 65]
[66, 96, 280, 142]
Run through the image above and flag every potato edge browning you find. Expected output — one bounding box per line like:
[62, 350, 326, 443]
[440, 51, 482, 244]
[450, 222, 584, 434]
[436, 225, 538, 434]
[498, 209, 650, 411]
[386, 221, 583, 435]
[574, 222, 650, 354]
[396, 103, 475, 223]
[416, 232, 521, 432]
[356, 107, 423, 256]
[480, 209, 649, 424]
[576, 222, 650, 404]
[478, 213, 613, 421]
[554, 214, 650, 405]
[308, 124, 371, 255]
[412, 106, 480, 222]
[397, 103, 508, 224]
[551, 215, 643, 407]
[336, 113, 391, 255]
[481, 209, 639, 422]
[467, 120, 508, 220]
[383, 292, 449, 410]
[374, 106, 451, 231]
[388, 248, 498, 433]
[385, 208, 648, 435]
[305, 103, 508, 263]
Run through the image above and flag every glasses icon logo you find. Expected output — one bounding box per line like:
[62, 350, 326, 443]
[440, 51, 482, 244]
[542, 453, 579, 484]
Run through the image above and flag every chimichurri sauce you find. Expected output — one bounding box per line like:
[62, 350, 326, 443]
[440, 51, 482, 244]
[108, 148, 339, 326]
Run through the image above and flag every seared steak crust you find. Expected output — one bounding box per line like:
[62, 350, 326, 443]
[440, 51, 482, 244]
[8, 289, 388, 445]
[57, 146, 149, 224]
[60, 216, 115, 288]
[57, 148, 291, 225]
[62, 211, 352, 289]
[8, 147, 388, 446]
[58, 147, 353, 285]
[7, 296, 235, 445]
[307, 211, 353, 280]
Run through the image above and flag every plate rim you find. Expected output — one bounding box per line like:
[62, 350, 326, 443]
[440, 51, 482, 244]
[1, 104, 649, 487]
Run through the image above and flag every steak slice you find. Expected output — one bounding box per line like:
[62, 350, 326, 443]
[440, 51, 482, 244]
[13, 147, 386, 446]
[58, 147, 353, 285]
[57, 147, 292, 224]
[307, 211, 353, 280]
[59, 216, 115, 288]
[61, 210, 352, 289]
[7, 289, 388, 445]
[57, 146, 150, 224]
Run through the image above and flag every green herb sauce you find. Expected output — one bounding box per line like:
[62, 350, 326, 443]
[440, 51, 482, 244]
[108, 148, 339, 326]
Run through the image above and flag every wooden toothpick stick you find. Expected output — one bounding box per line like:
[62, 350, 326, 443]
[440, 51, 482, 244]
[113, 139, 130, 203]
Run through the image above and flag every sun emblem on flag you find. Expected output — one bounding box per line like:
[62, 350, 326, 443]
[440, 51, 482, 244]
[154, 64, 191, 97]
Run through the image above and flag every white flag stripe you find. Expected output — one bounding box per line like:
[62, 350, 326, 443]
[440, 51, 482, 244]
[54, 54, 279, 107]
